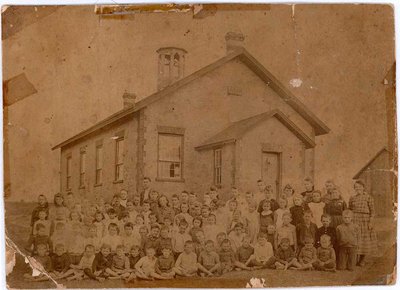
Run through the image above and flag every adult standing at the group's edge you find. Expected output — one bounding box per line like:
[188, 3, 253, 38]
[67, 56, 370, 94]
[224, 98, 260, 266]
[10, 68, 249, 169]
[322, 180, 347, 229]
[300, 177, 315, 204]
[140, 176, 153, 205]
[349, 180, 378, 266]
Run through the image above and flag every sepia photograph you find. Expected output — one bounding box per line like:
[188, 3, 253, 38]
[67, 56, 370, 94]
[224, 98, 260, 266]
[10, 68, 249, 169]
[2, 3, 397, 289]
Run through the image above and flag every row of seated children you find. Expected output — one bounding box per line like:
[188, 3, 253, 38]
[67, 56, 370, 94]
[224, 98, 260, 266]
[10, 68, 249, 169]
[24, 209, 359, 282]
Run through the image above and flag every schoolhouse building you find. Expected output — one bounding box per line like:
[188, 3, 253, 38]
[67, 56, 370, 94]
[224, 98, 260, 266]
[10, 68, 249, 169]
[353, 147, 395, 218]
[52, 32, 330, 201]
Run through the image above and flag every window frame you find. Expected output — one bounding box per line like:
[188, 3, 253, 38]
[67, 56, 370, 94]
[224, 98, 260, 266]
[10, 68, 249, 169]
[114, 134, 125, 183]
[79, 148, 86, 189]
[156, 128, 185, 183]
[66, 154, 72, 191]
[94, 141, 103, 186]
[214, 148, 222, 187]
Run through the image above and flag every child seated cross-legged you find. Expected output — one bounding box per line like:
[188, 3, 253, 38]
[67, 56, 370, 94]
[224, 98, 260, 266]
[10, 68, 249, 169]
[92, 243, 113, 280]
[246, 233, 276, 269]
[135, 247, 166, 280]
[65, 244, 103, 281]
[235, 236, 254, 271]
[298, 237, 317, 270]
[154, 247, 176, 279]
[198, 240, 221, 276]
[125, 245, 142, 282]
[313, 234, 336, 272]
[174, 240, 211, 277]
[107, 244, 131, 280]
[50, 243, 71, 279]
[274, 238, 302, 270]
[218, 239, 250, 274]
[23, 243, 52, 282]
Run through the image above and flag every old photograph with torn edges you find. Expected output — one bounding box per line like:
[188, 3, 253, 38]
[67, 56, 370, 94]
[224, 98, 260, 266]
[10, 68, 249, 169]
[2, 3, 397, 289]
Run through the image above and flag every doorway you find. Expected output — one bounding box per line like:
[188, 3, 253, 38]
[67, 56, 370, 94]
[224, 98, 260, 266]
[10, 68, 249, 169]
[261, 151, 282, 197]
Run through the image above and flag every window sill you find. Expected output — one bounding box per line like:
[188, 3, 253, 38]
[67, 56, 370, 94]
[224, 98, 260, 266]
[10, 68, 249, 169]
[156, 177, 185, 183]
[94, 183, 103, 187]
[66, 188, 72, 192]
[113, 180, 124, 184]
[79, 186, 85, 189]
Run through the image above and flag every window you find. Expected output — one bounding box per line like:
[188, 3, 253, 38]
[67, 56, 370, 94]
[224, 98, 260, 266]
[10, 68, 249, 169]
[214, 148, 222, 186]
[66, 155, 72, 191]
[79, 149, 86, 188]
[115, 137, 124, 181]
[95, 144, 103, 185]
[158, 134, 183, 180]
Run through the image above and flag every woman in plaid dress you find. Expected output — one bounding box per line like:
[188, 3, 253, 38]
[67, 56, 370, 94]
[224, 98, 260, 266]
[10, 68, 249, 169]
[349, 180, 378, 266]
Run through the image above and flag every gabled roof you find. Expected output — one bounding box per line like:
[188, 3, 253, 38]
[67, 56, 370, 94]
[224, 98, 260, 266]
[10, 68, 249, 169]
[353, 147, 390, 179]
[195, 109, 316, 151]
[52, 48, 329, 150]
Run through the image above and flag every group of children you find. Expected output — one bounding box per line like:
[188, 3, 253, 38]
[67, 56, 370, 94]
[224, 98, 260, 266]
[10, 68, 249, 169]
[24, 178, 365, 283]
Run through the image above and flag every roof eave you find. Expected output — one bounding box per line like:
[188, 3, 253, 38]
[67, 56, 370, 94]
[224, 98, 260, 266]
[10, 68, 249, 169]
[238, 50, 330, 136]
[352, 147, 389, 179]
[194, 139, 236, 151]
[51, 108, 138, 150]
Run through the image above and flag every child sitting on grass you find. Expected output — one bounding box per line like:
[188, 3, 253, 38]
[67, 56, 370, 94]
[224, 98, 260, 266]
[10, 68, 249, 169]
[313, 234, 336, 271]
[50, 243, 71, 279]
[298, 237, 317, 270]
[274, 238, 301, 270]
[198, 240, 221, 276]
[155, 247, 176, 279]
[65, 244, 104, 281]
[107, 244, 130, 280]
[219, 238, 251, 273]
[135, 247, 163, 280]
[92, 243, 113, 280]
[23, 243, 52, 282]
[246, 233, 276, 269]
[125, 244, 142, 282]
[235, 236, 254, 271]
[175, 240, 212, 277]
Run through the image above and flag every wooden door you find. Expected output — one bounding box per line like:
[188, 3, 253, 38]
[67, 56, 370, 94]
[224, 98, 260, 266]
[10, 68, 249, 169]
[262, 152, 281, 197]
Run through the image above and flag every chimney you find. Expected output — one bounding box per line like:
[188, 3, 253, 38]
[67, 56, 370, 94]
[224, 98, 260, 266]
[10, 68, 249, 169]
[157, 47, 187, 90]
[123, 92, 136, 109]
[225, 32, 245, 53]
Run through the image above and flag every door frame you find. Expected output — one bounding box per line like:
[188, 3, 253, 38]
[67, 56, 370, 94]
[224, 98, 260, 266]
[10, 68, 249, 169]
[261, 150, 283, 198]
